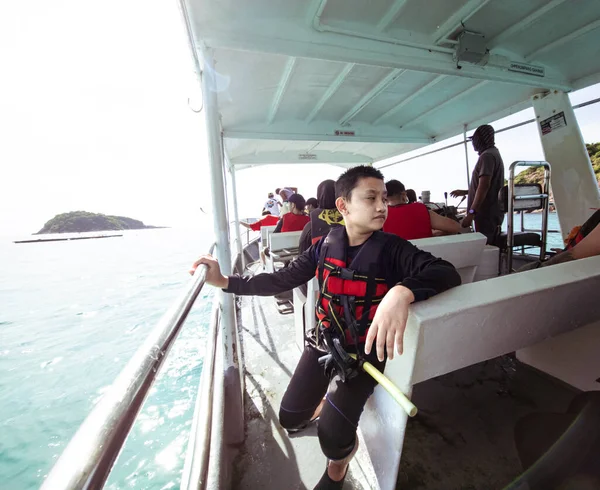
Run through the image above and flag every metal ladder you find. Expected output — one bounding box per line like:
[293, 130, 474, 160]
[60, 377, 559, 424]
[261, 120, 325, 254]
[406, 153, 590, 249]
[505, 161, 552, 273]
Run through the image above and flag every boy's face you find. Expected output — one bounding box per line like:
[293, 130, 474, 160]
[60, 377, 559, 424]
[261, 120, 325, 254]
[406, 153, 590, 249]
[336, 177, 388, 232]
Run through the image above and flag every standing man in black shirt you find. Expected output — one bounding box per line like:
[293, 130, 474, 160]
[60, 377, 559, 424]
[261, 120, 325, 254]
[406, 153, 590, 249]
[192, 166, 461, 489]
[451, 124, 505, 245]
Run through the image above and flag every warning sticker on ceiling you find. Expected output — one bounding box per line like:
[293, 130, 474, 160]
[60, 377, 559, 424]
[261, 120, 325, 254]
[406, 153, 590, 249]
[540, 112, 567, 136]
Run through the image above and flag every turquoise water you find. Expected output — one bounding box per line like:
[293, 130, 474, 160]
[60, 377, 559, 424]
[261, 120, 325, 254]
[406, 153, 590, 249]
[501, 212, 563, 250]
[0, 216, 562, 489]
[0, 228, 213, 490]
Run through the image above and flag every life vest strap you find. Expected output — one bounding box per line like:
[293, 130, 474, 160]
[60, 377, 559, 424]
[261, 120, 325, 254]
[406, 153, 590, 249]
[323, 261, 386, 283]
[339, 267, 355, 281]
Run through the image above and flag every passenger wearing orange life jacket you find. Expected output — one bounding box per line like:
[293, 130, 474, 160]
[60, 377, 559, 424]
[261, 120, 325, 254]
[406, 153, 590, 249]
[191, 166, 460, 489]
[383, 180, 460, 239]
[519, 209, 600, 271]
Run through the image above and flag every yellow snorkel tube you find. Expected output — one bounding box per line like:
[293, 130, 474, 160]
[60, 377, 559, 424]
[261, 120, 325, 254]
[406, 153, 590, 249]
[349, 354, 418, 417]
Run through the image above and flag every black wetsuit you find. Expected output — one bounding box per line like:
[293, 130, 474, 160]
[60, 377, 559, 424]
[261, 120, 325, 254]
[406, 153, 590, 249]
[225, 233, 460, 460]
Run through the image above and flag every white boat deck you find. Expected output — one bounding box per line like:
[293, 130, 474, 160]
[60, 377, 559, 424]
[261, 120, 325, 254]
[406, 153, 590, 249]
[231, 279, 585, 490]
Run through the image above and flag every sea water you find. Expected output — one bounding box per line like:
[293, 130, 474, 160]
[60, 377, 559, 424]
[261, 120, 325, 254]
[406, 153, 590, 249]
[0, 228, 213, 490]
[501, 211, 563, 251]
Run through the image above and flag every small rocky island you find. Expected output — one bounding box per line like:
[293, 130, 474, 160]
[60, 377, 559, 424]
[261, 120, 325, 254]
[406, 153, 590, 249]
[37, 211, 161, 234]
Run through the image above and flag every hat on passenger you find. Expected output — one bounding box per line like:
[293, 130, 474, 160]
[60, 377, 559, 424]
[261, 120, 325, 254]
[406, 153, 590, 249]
[288, 193, 306, 211]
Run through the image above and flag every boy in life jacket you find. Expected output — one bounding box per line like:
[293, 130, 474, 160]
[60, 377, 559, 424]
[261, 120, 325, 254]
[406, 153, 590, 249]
[191, 166, 461, 489]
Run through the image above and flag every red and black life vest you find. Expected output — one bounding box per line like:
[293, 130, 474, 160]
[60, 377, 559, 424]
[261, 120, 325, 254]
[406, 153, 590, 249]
[315, 226, 391, 347]
[565, 209, 600, 250]
[383, 203, 433, 240]
[310, 208, 345, 244]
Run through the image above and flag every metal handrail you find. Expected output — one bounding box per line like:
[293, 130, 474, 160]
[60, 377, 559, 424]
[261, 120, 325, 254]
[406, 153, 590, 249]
[41, 243, 216, 490]
[230, 218, 260, 252]
[514, 193, 549, 200]
[180, 300, 220, 490]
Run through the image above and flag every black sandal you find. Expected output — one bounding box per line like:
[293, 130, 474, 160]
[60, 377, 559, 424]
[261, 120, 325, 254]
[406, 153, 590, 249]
[313, 464, 348, 489]
[313, 438, 358, 489]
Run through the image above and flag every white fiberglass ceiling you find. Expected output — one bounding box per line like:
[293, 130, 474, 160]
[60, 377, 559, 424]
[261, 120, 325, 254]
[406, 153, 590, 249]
[183, 0, 600, 167]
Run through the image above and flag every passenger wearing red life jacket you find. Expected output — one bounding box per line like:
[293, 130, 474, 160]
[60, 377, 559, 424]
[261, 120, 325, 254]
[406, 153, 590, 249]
[273, 193, 310, 233]
[384, 202, 433, 240]
[383, 179, 460, 239]
[192, 166, 461, 489]
[240, 210, 279, 231]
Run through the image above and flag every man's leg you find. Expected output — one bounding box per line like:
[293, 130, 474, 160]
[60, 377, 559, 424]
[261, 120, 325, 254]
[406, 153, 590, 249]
[317, 352, 385, 482]
[279, 344, 329, 431]
[475, 215, 502, 245]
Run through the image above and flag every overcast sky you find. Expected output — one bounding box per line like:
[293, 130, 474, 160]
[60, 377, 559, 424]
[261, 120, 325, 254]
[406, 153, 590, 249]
[1, 0, 599, 237]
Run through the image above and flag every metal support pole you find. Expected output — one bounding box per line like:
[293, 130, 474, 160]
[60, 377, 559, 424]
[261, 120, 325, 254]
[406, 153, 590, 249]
[228, 162, 245, 269]
[463, 124, 470, 187]
[200, 48, 244, 445]
[540, 165, 551, 261]
[507, 163, 515, 273]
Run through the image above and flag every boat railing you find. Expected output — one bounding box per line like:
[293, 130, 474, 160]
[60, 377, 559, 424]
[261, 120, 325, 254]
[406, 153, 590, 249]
[41, 243, 217, 490]
[506, 161, 551, 272]
[229, 218, 261, 274]
[230, 217, 259, 250]
[180, 299, 220, 490]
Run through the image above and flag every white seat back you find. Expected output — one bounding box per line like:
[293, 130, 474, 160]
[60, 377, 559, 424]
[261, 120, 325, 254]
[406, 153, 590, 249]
[260, 225, 276, 246]
[265, 231, 302, 273]
[357, 256, 600, 490]
[410, 232, 487, 284]
[473, 245, 500, 281]
[269, 230, 302, 252]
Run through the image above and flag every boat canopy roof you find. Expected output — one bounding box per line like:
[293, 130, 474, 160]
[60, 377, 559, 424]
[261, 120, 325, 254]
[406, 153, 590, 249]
[183, 0, 600, 168]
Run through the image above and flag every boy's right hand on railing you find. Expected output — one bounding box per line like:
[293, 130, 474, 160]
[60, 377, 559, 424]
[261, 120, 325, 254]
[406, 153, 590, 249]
[190, 255, 229, 289]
